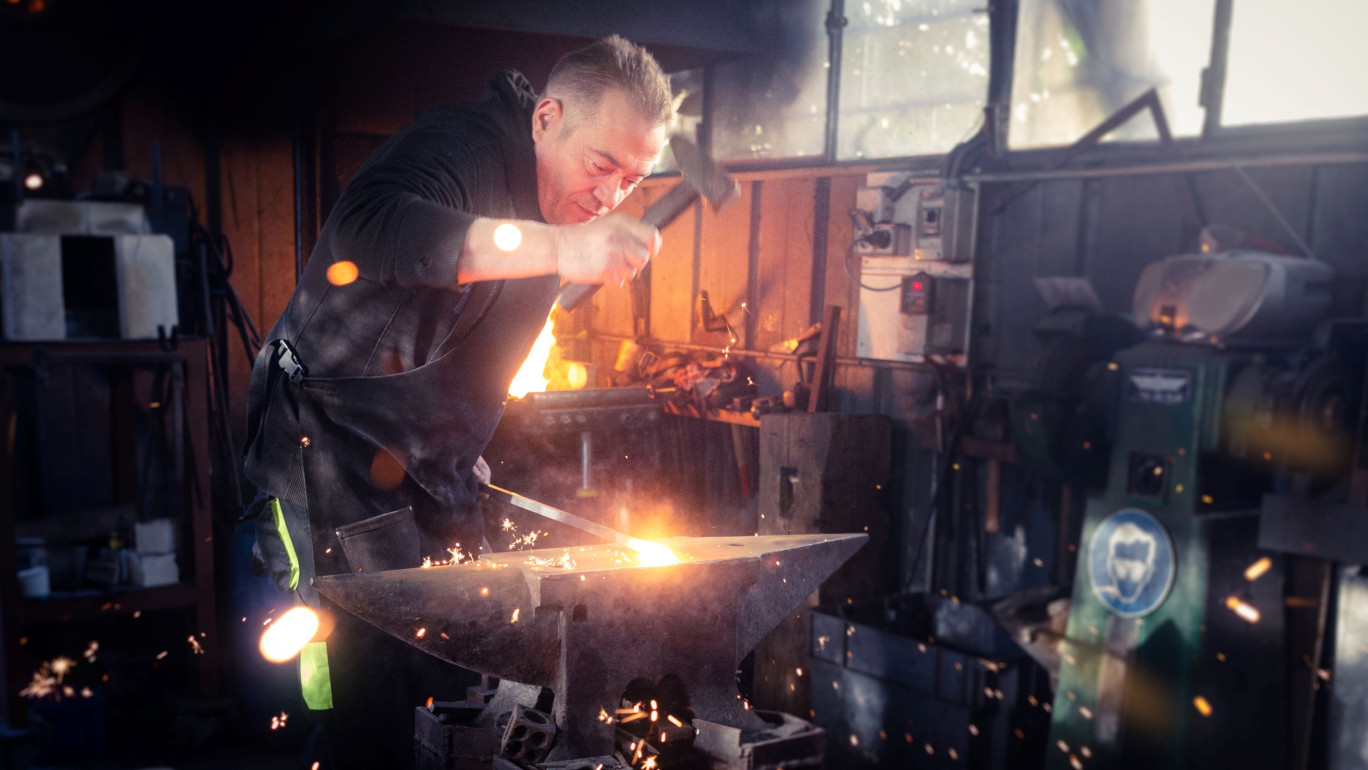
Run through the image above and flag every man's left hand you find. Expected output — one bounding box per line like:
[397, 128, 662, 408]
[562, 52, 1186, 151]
[473, 455, 492, 484]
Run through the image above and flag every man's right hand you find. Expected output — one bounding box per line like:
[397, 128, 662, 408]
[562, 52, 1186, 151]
[552, 214, 661, 286]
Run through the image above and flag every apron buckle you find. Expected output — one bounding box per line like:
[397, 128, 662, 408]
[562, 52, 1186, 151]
[276, 340, 307, 385]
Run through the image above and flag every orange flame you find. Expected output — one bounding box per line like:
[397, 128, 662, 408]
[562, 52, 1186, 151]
[509, 317, 556, 398]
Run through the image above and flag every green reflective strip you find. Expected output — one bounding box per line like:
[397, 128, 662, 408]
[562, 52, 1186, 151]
[270, 497, 301, 592]
[299, 641, 333, 711]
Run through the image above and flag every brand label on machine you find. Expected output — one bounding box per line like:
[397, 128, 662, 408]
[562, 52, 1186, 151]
[1088, 508, 1176, 617]
[1127, 368, 1191, 405]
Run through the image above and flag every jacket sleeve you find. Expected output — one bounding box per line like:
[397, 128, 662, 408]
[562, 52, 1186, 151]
[327, 128, 488, 289]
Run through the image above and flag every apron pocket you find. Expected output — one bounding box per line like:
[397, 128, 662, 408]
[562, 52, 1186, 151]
[334, 506, 421, 573]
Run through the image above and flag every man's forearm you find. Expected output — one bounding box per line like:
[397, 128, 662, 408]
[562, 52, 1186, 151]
[456, 218, 559, 284]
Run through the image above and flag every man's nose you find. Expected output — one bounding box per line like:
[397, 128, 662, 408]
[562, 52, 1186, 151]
[593, 179, 623, 211]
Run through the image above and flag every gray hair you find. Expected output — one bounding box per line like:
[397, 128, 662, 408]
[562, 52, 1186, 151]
[545, 35, 673, 130]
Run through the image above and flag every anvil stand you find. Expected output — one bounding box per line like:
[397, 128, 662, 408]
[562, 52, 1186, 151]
[314, 534, 866, 768]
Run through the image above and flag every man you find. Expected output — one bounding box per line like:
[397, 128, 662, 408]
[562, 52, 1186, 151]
[242, 35, 672, 769]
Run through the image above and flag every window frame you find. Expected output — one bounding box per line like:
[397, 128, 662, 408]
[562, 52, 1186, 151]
[663, 0, 1368, 177]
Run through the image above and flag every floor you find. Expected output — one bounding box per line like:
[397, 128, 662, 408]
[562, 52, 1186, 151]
[6, 715, 315, 770]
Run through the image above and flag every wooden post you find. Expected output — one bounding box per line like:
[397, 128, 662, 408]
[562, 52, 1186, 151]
[808, 305, 841, 413]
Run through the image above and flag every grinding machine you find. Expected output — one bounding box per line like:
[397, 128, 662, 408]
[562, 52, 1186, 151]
[1030, 250, 1364, 770]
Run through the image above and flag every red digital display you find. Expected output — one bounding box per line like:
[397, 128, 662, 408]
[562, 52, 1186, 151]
[912, 282, 924, 291]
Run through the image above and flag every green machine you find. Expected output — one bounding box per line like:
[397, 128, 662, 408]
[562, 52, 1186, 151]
[1041, 251, 1358, 770]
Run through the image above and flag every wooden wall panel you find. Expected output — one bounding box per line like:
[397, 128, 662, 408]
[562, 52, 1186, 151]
[256, 134, 298, 332]
[696, 181, 754, 348]
[585, 187, 650, 342]
[650, 198, 699, 343]
[823, 174, 862, 394]
[754, 178, 817, 355]
[218, 142, 263, 447]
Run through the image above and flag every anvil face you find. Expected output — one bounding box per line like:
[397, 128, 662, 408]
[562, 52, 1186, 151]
[314, 533, 866, 759]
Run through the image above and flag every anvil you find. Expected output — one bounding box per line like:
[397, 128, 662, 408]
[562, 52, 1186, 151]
[313, 533, 866, 760]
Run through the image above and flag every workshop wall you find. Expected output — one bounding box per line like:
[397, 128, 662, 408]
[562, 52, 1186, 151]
[64, 13, 1368, 606]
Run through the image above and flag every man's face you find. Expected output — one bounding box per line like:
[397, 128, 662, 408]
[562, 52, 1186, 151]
[532, 89, 667, 225]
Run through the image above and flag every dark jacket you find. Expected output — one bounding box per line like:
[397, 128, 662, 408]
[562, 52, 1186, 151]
[244, 71, 559, 575]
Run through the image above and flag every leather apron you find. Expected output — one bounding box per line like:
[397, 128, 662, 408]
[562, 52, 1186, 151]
[263, 273, 558, 579]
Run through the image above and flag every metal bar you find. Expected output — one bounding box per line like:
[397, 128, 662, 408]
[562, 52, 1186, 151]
[810, 177, 831, 326]
[967, 152, 1368, 184]
[579, 430, 593, 495]
[745, 181, 761, 353]
[1232, 164, 1318, 259]
[823, 0, 847, 163]
[590, 332, 945, 373]
[482, 484, 632, 546]
[989, 89, 1168, 214]
[1201, 0, 1234, 137]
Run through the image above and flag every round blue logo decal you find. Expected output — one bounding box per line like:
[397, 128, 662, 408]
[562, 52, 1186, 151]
[1088, 508, 1176, 617]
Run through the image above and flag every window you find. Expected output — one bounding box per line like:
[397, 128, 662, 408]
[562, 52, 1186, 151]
[711, 0, 831, 162]
[655, 67, 707, 173]
[1221, 0, 1368, 127]
[1009, 0, 1214, 148]
[838, 0, 990, 159]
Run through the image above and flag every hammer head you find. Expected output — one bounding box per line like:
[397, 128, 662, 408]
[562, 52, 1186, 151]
[669, 135, 739, 211]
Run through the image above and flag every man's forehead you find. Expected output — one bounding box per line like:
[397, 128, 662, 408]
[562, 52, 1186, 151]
[576, 89, 666, 169]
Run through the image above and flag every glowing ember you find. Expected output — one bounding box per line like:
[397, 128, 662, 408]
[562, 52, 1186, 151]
[1194, 695, 1213, 716]
[627, 538, 679, 566]
[271, 711, 289, 730]
[188, 635, 204, 655]
[667, 715, 684, 728]
[1225, 596, 1261, 623]
[49, 657, 75, 680]
[525, 551, 578, 570]
[511, 608, 521, 623]
[260, 606, 320, 663]
[1244, 557, 1272, 581]
[416, 628, 427, 638]
[83, 641, 98, 662]
[509, 317, 555, 398]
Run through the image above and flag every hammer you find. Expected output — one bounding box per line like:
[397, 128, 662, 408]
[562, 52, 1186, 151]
[554, 135, 740, 312]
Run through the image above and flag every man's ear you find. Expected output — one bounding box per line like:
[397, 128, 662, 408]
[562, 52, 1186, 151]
[532, 97, 563, 142]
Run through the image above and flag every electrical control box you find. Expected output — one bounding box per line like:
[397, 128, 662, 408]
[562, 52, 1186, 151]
[853, 175, 976, 363]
